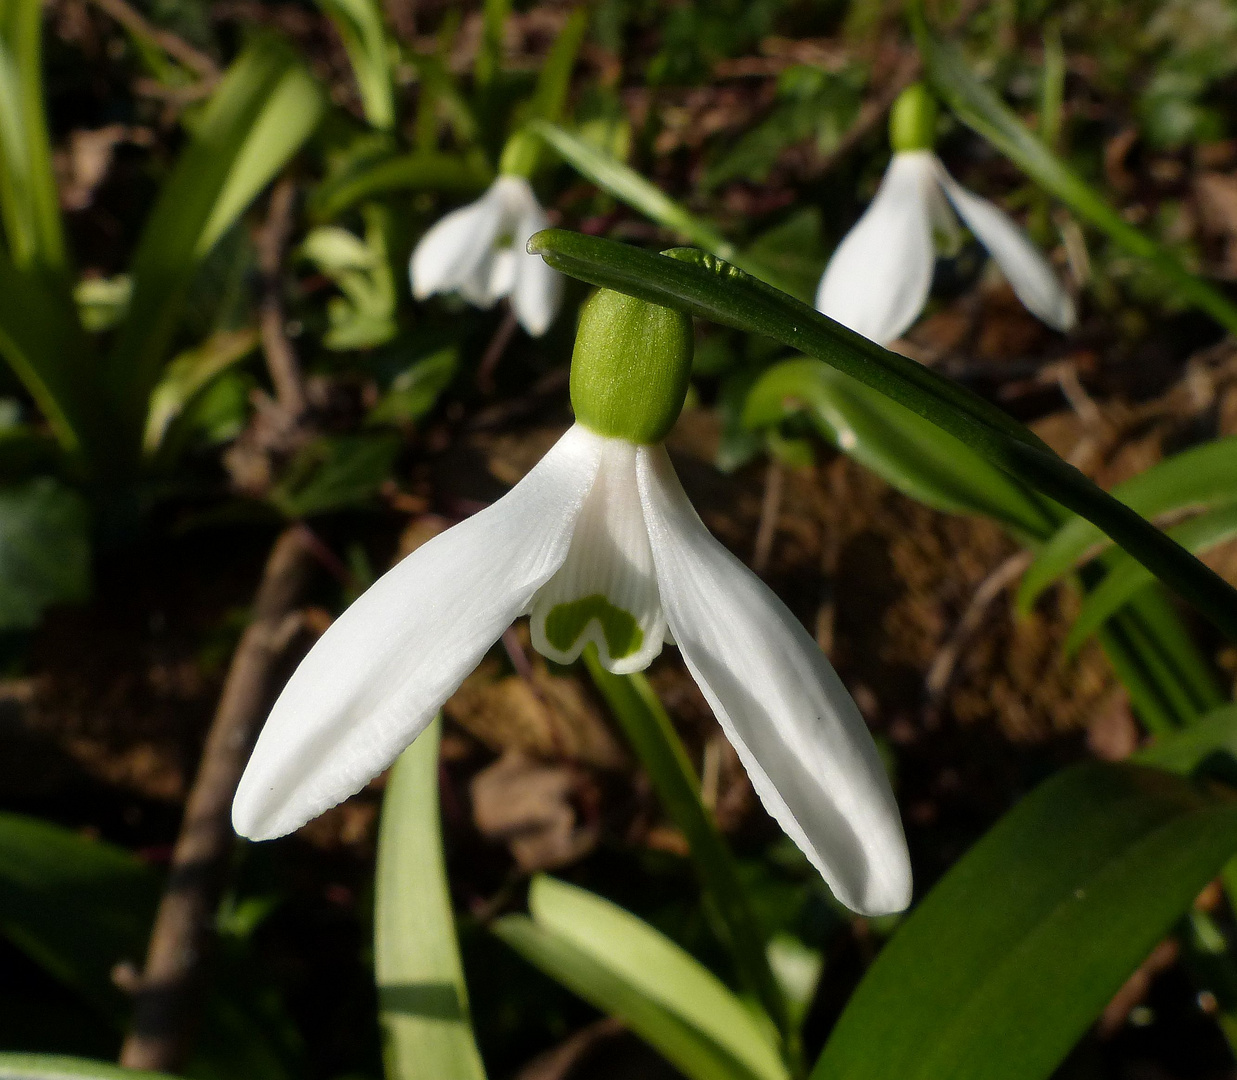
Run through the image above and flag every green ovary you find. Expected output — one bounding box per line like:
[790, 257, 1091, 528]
[544, 594, 643, 660]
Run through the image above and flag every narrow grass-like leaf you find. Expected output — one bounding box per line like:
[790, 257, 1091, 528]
[532, 123, 744, 264]
[744, 357, 1056, 540]
[0, 1054, 181, 1080]
[495, 876, 788, 1080]
[1065, 505, 1237, 654]
[526, 10, 586, 125]
[812, 763, 1237, 1080]
[310, 150, 491, 221]
[916, 22, 1237, 336]
[0, 0, 66, 272]
[0, 247, 98, 461]
[584, 654, 791, 1046]
[1134, 704, 1237, 775]
[107, 39, 323, 467]
[529, 230, 1237, 641]
[1019, 437, 1237, 612]
[143, 327, 258, 456]
[375, 719, 487, 1080]
[316, 0, 394, 129]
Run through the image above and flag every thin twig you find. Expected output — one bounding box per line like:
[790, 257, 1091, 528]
[752, 457, 784, 575]
[925, 550, 1033, 704]
[119, 527, 319, 1071]
[515, 1017, 626, 1080]
[256, 178, 309, 423]
[476, 307, 521, 394]
[86, 0, 219, 80]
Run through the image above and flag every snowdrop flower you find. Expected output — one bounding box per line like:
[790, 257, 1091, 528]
[410, 171, 563, 336]
[233, 289, 911, 916]
[817, 83, 1075, 345]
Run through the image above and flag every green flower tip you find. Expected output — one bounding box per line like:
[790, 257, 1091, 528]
[889, 82, 938, 153]
[499, 129, 541, 178]
[570, 289, 694, 445]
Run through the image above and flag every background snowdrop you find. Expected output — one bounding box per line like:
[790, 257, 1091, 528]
[233, 289, 911, 917]
[817, 83, 1076, 345]
[410, 169, 563, 336]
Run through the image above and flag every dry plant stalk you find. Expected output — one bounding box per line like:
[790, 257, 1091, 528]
[119, 526, 319, 1071]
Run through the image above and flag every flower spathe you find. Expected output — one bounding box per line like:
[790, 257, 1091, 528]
[410, 174, 563, 336]
[816, 149, 1076, 346]
[232, 291, 912, 917]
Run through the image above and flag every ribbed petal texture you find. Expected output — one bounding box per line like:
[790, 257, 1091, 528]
[232, 425, 602, 840]
[637, 444, 912, 915]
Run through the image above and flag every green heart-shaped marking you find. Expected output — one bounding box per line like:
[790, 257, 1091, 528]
[544, 594, 643, 660]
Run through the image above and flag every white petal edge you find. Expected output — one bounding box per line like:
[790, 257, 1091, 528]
[409, 182, 507, 301]
[232, 425, 605, 841]
[935, 162, 1076, 332]
[636, 446, 912, 916]
[815, 150, 939, 346]
[513, 199, 563, 336]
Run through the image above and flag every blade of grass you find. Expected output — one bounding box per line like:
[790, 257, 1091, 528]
[0, 1055, 182, 1080]
[0, 0, 66, 272]
[1067, 505, 1237, 655]
[1018, 436, 1237, 613]
[316, 0, 394, 130]
[495, 877, 789, 1080]
[584, 653, 794, 1059]
[529, 230, 1237, 642]
[106, 38, 322, 471]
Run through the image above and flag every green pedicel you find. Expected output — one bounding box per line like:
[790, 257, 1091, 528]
[889, 82, 938, 153]
[544, 594, 643, 660]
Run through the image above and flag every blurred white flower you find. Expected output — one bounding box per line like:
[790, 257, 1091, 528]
[410, 175, 563, 336]
[817, 149, 1076, 345]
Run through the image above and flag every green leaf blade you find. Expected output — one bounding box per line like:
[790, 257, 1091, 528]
[496, 876, 788, 1080]
[1019, 436, 1237, 612]
[813, 763, 1237, 1080]
[375, 719, 487, 1080]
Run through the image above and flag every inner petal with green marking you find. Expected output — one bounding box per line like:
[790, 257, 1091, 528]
[529, 437, 667, 674]
[543, 594, 644, 662]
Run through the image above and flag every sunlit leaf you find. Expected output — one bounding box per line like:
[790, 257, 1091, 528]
[106, 38, 323, 467]
[495, 876, 789, 1080]
[813, 763, 1237, 1080]
[1065, 505, 1237, 654]
[143, 327, 258, 455]
[585, 654, 790, 1039]
[1019, 436, 1237, 612]
[0, 1053, 181, 1080]
[1134, 704, 1237, 776]
[744, 357, 1056, 540]
[0, 0, 65, 272]
[376, 719, 487, 1080]
[316, 0, 394, 129]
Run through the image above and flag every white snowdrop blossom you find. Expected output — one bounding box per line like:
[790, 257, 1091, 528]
[816, 85, 1075, 346]
[233, 290, 912, 917]
[410, 174, 563, 336]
